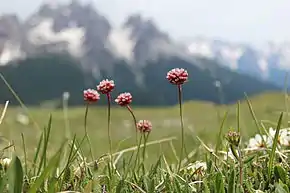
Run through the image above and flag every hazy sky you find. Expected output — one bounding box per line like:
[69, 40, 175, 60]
[0, 0, 290, 45]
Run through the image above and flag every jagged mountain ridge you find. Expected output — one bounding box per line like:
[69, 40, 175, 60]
[0, 1, 194, 74]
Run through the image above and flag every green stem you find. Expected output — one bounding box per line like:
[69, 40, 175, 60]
[84, 103, 94, 161]
[142, 133, 150, 164]
[126, 105, 141, 171]
[84, 103, 89, 134]
[238, 148, 243, 188]
[177, 84, 185, 172]
[127, 105, 138, 144]
[133, 134, 143, 171]
[106, 93, 114, 168]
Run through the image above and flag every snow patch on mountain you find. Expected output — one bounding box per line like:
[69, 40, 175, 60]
[187, 41, 215, 58]
[27, 18, 85, 57]
[108, 26, 135, 61]
[219, 46, 244, 70]
[0, 42, 25, 65]
[186, 39, 246, 70]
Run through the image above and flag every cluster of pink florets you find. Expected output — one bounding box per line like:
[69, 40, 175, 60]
[114, 92, 133, 106]
[136, 120, 152, 133]
[166, 68, 188, 85]
[83, 68, 188, 132]
[83, 89, 100, 102]
[97, 79, 115, 94]
[84, 79, 133, 106]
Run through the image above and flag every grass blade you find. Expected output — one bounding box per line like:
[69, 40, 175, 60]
[216, 172, 225, 193]
[0, 73, 40, 130]
[215, 111, 228, 164]
[245, 94, 267, 143]
[0, 100, 9, 125]
[28, 147, 62, 193]
[21, 133, 28, 175]
[268, 112, 283, 178]
[237, 101, 240, 133]
[37, 114, 52, 176]
[31, 132, 43, 176]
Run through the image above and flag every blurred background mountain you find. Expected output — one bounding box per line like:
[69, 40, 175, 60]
[0, 0, 288, 106]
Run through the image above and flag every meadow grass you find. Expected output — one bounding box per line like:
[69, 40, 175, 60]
[0, 92, 287, 157]
[0, 90, 289, 192]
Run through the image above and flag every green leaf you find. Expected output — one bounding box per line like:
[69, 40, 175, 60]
[243, 155, 256, 165]
[228, 168, 236, 193]
[7, 156, 24, 193]
[274, 165, 288, 184]
[268, 112, 283, 178]
[215, 172, 225, 193]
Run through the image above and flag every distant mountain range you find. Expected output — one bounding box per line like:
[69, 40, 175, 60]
[0, 1, 284, 106]
[184, 38, 290, 87]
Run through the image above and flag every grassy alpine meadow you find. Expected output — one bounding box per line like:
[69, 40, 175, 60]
[0, 68, 290, 192]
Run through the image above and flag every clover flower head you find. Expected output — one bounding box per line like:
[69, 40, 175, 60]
[83, 89, 100, 102]
[166, 68, 188, 85]
[137, 120, 152, 133]
[226, 130, 240, 147]
[97, 79, 115, 94]
[115, 92, 132, 106]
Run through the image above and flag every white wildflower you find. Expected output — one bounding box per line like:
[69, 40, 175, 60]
[186, 161, 207, 176]
[247, 134, 272, 150]
[1, 157, 11, 170]
[2, 158, 11, 166]
[268, 127, 290, 147]
[279, 128, 290, 146]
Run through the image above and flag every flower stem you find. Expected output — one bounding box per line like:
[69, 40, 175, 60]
[84, 103, 89, 134]
[238, 148, 243, 188]
[126, 105, 141, 170]
[133, 134, 143, 171]
[126, 105, 138, 144]
[84, 103, 94, 161]
[142, 133, 150, 164]
[177, 84, 185, 172]
[106, 93, 114, 169]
